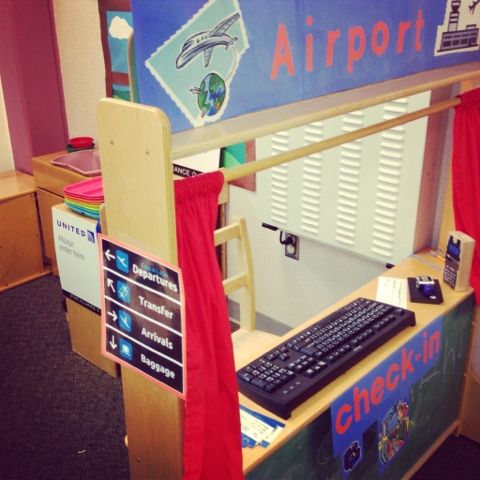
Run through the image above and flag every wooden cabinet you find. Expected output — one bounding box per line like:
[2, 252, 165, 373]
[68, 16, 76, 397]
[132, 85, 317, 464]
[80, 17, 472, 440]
[0, 171, 46, 291]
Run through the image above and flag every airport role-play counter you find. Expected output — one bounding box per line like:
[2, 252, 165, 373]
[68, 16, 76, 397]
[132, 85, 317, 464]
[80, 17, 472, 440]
[238, 251, 475, 480]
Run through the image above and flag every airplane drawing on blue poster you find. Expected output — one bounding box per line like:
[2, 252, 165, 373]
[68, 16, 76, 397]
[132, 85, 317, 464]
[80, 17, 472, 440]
[145, 0, 248, 128]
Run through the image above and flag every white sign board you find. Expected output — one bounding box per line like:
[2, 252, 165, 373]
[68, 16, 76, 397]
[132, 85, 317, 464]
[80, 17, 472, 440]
[173, 149, 220, 178]
[52, 204, 100, 312]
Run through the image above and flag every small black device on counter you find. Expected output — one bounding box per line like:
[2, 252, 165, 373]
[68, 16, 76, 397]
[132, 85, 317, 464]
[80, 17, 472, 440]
[408, 276, 443, 304]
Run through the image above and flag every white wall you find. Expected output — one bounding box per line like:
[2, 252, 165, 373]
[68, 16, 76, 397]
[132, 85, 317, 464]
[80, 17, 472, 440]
[0, 76, 14, 172]
[228, 182, 386, 329]
[52, 0, 106, 141]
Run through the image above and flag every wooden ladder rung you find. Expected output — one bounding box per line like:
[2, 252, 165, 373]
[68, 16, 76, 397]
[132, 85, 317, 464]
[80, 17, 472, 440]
[223, 273, 248, 296]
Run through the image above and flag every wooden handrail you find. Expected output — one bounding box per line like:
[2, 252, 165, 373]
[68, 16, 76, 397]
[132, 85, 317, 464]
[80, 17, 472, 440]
[223, 96, 460, 183]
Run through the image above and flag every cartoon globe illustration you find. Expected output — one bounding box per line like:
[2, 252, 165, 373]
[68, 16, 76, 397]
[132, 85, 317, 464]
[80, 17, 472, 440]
[195, 73, 226, 117]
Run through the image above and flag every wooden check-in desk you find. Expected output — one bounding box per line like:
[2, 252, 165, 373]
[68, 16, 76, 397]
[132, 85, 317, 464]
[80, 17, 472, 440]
[238, 251, 475, 480]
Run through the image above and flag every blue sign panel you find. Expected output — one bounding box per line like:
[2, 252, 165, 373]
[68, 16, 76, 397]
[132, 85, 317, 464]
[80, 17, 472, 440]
[330, 317, 443, 477]
[100, 235, 185, 397]
[131, 0, 480, 132]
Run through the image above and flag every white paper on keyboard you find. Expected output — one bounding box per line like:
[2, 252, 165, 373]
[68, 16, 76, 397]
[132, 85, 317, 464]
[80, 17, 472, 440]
[376, 276, 408, 308]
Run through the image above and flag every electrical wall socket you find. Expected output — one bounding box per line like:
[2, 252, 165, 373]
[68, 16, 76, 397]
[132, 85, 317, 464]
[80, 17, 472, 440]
[284, 233, 299, 260]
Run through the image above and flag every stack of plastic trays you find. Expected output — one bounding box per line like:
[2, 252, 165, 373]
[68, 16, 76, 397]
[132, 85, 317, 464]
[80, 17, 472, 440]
[63, 176, 104, 219]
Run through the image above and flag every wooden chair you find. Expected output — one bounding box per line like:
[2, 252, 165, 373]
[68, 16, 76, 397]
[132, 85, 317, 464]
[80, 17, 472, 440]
[214, 217, 278, 366]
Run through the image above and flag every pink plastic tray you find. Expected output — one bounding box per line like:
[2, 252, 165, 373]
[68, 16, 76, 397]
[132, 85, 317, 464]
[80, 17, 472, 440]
[63, 176, 104, 201]
[51, 150, 101, 176]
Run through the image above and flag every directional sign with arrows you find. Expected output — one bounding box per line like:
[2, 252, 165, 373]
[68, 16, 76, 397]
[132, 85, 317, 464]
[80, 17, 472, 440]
[104, 249, 115, 262]
[109, 335, 118, 350]
[99, 234, 185, 397]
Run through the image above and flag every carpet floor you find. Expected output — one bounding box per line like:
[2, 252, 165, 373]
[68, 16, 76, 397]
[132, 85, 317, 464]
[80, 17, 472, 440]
[1, 275, 479, 479]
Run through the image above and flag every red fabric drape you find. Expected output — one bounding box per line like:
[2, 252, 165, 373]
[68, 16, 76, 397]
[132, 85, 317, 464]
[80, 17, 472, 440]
[174, 171, 244, 480]
[452, 88, 480, 303]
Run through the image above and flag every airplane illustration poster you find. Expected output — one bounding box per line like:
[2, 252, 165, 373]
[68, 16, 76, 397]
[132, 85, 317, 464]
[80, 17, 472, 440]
[131, 0, 480, 132]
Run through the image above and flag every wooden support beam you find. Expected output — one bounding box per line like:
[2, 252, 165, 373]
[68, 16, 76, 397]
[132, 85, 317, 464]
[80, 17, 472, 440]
[97, 98, 183, 480]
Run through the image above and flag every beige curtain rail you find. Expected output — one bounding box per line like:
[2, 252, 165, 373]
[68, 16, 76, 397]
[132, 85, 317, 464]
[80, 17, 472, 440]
[222, 96, 460, 183]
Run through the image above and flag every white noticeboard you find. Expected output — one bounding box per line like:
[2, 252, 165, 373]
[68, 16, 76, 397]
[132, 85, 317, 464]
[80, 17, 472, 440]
[173, 149, 220, 178]
[52, 204, 100, 312]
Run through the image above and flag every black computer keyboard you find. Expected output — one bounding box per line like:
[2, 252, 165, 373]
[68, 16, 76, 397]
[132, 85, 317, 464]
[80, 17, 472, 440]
[237, 297, 416, 419]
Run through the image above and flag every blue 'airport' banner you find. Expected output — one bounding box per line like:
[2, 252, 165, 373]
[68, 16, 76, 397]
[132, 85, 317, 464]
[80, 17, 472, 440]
[131, 0, 480, 132]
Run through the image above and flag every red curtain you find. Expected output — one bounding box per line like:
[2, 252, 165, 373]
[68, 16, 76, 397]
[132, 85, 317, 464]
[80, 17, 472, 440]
[174, 171, 244, 480]
[452, 88, 480, 303]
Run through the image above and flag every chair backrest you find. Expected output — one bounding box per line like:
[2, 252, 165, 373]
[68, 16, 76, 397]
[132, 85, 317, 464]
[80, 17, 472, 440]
[214, 216, 255, 332]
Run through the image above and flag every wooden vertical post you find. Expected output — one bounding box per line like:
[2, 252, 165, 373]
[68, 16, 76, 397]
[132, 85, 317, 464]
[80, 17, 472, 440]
[97, 98, 183, 479]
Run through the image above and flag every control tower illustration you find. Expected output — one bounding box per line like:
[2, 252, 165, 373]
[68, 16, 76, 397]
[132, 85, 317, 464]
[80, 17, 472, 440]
[437, 0, 479, 53]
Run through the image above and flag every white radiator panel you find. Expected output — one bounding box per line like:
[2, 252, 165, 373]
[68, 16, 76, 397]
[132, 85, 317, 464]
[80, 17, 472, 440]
[257, 92, 431, 264]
